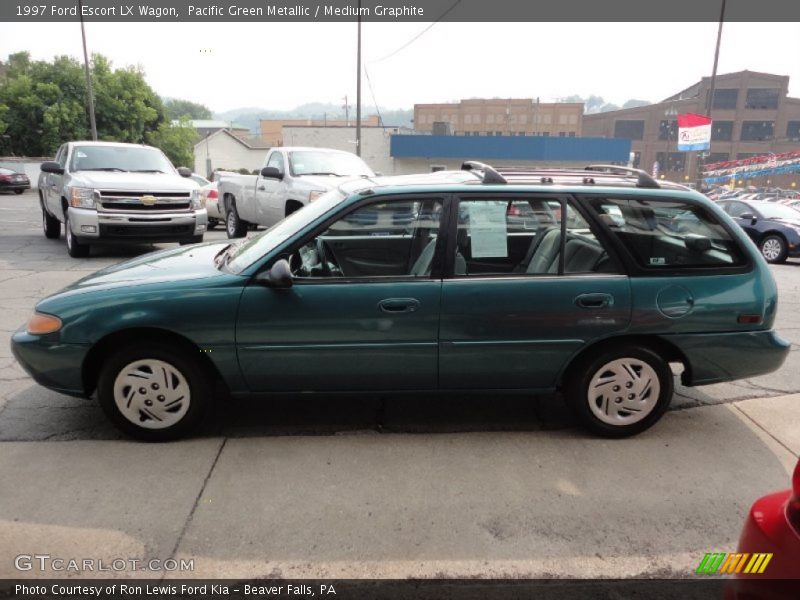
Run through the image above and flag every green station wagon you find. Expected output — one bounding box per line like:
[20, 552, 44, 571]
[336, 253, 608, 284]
[11, 164, 790, 440]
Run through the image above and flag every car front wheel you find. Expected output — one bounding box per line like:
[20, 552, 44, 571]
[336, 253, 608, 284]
[42, 203, 60, 239]
[564, 344, 673, 438]
[226, 202, 247, 238]
[97, 342, 211, 441]
[64, 212, 90, 257]
[759, 235, 788, 263]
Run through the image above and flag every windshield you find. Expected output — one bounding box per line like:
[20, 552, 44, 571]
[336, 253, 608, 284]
[70, 145, 175, 173]
[288, 151, 374, 177]
[225, 189, 348, 273]
[754, 202, 800, 220]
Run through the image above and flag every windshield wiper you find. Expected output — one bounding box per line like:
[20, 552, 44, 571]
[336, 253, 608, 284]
[301, 172, 341, 176]
[131, 169, 166, 173]
[78, 167, 128, 172]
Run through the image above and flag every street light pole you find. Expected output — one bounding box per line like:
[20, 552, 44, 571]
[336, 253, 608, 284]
[355, 0, 362, 157]
[662, 105, 677, 179]
[77, 0, 97, 140]
[696, 0, 727, 190]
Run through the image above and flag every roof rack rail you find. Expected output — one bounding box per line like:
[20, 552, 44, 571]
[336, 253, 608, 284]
[461, 161, 507, 184]
[585, 165, 660, 189]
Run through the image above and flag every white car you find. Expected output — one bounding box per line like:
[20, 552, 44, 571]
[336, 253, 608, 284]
[200, 182, 222, 229]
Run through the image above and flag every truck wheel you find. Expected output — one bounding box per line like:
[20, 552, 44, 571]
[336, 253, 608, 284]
[14, 189, 24, 195]
[226, 202, 247, 238]
[41, 199, 60, 239]
[64, 212, 90, 258]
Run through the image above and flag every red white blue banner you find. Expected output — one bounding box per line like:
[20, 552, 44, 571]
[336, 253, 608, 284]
[677, 113, 712, 151]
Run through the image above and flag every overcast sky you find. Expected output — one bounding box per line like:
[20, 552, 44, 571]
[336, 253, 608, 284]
[1, 21, 799, 114]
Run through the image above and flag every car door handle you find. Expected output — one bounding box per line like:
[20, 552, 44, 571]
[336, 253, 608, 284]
[575, 293, 613, 309]
[257, 185, 266, 191]
[378, 298, 420, 314]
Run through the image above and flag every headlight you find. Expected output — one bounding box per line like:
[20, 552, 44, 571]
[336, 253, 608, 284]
[69, 187, 98, 209]
[26, 312, 62, 335]
[190, 189, 201, 209]
[308, 190, 326, 203]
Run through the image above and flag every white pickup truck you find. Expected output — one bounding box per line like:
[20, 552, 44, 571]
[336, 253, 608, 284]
[217, 146, 374, 238]
[38, 141, 207, 257]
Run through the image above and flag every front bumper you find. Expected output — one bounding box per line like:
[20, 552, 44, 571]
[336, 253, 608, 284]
[10, 328, 90, 397]
[68, 207, 208, 243]
[662, 330, 790, 386]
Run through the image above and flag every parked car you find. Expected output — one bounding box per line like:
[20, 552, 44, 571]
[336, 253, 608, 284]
[0, 167, 31, 194]
[200, 182, 221, 229]
[217, 147, 374, 239]
[190, 173, 210, 187]
[726, 458, 800, 597]
[12, 163, 789, 440]
[38, 141, 207, 257]
[717, 199, 800, 263]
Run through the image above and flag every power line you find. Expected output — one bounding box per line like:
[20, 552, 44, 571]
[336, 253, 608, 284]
[369, 0, 463, 64]
[363, 65, 386, 132]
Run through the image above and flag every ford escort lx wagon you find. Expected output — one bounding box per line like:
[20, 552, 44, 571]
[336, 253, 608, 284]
[11, 164, 790, 440]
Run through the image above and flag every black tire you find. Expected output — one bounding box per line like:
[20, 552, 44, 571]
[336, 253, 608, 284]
[759, 234, 788, 264]
[64, 211, 90, 258]
[179, 235, 204, 246]
[564, 344, 673, 438]
[207, 217, 219, 230]
[14, 189, 24, 195]
[97, 342, 212, 441]
[41, 199, 60, 239]
[226, 201, 247, 238]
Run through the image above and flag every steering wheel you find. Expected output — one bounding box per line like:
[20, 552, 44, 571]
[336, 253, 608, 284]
[316, 238, 342, 276]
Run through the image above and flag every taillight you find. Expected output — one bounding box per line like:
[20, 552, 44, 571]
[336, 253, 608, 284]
[207, 189, 218, 199]
[788, 460, 800, 533]
[0, 175, 10, 182]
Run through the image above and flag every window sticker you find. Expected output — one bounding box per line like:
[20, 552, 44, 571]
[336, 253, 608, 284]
[468, 202, 508, 258]
[649, 257, 666, 266]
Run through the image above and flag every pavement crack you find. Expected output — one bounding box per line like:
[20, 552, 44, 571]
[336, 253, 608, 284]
[165, 437, 228, 579]
[732, 403, 798, 459]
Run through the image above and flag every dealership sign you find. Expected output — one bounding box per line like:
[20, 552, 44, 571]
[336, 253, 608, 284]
[677, 113, 712, 151]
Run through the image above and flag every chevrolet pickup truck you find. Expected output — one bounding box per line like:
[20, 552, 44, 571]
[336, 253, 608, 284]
[217, 146, 374, 238]
[39, 141, 208, 257]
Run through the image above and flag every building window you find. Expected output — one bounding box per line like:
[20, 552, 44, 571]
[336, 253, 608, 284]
[558, 114, 568, 125]
[631, 151, 641, 168]
[518, 132, 526, 136]
[542, 115, 552, 125]
[558, 132, 566, 137]
[487, 114, 495, 124]
[658, 120, 678, 141]
[464, 114, 472, 125]
[519, 115, 527, 124]
[613, 120, 645, 140]
[568, 132, 576, 137]
[787, 121, 800, 141]
[430, 165, 446, 172]
[495, 131, 502, 136]
[656, 152, 686, 172]
[740, 121, 775, 141]
[712, 89, 739, 110]
[542, 131, 550, 137]
[711, 121, 733, 141]
[745, 88, 780, 110]
[569, 114, 578, 125]
[473, 131, 480, 136]
[706, 152, 730, 164]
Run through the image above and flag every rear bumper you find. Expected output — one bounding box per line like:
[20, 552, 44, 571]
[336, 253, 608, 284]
[0, 182, 30, 192]
[10, 328, 89, 397]
[735, 490, 800, 579]
[662, 330, 790, 386]
[69, 207, 208, 243]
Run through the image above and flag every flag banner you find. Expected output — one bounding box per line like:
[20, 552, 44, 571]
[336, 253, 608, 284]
[677, 113, 712, 151]
[702, 150, 800, 183]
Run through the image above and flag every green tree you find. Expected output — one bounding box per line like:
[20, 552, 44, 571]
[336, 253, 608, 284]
[164, 98, 212, 121]
[146, 117, 198, 168]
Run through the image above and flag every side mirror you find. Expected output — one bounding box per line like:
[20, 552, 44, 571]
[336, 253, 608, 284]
[177, 167, 192, 178]
[41, 161, 64, 175]
[259, 259, 293, 288]
[738, 212, 757, 224]
[260, 166, 284, 180]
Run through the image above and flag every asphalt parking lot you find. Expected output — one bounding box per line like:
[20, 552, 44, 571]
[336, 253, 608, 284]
[0, 189, 798, 579]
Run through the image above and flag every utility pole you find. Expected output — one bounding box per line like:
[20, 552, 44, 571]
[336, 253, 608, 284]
[342, 95, 350, 126]
[355, 0, 362, 156]
[78, 0, 97, 140]
[696, 0, 727, 190]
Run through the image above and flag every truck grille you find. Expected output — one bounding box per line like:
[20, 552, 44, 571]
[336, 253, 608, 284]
[97, 190, 193, 213]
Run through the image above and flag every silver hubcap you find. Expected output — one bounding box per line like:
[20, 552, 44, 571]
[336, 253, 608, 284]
[65, 216, 73, 250]
[761, 238, 782, 261]
[587, 358, 660, 426]
[227, 209, 236, 235]
[113, 359, 191, 430]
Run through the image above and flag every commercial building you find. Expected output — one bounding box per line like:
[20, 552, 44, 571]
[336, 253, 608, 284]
[192, 128, 270, 177]
[414, 98, 583, 138]
[260, 116, 381, 146]
[582, 71, 800, 186]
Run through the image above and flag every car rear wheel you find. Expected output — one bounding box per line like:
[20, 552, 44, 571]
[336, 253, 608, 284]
[564, 344, 673, 438]
[14, 189, 24, 195]
[41, 203, 60, 239]
[97, 342, 211, 441]
[64, 212, 90, 257]
[226, 202, 247, 238]
[759, 235, 788, 263]
[208, 217, 219, 230]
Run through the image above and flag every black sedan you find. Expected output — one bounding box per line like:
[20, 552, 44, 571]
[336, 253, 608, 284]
[0, 167, 31, 194]
[718, 199, 800, 263]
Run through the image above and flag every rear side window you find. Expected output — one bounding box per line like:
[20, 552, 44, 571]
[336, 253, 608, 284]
[586, 197, 747, 268]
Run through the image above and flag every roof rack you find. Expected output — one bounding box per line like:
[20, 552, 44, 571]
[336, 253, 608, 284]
[460, 162, 663, 189]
